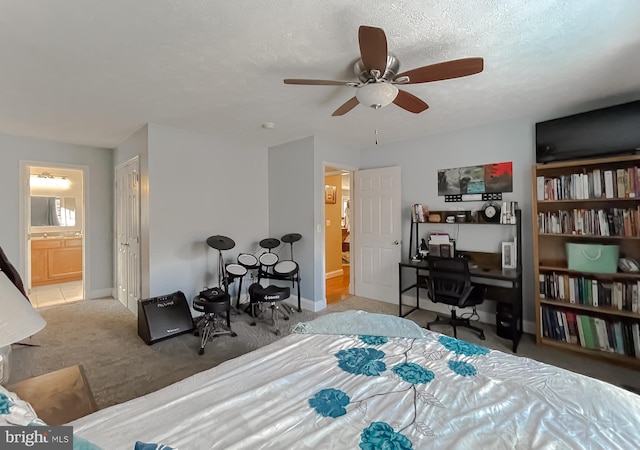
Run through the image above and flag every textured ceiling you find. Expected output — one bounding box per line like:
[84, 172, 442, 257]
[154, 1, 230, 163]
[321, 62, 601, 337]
[1, 1, 639, 150]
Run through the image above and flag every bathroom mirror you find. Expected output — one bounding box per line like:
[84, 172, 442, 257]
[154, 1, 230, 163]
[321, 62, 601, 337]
[31, 196, 76, 227]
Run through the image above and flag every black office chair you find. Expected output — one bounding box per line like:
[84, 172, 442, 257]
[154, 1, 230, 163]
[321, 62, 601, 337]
[425, 256, 486, 340]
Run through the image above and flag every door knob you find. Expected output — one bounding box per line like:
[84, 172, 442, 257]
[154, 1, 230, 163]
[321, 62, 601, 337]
[121, 242, 130, 246]
[393, 240, 399, 245]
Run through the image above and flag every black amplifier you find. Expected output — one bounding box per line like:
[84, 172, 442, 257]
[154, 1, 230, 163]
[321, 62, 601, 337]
[138, 291, 194, 345]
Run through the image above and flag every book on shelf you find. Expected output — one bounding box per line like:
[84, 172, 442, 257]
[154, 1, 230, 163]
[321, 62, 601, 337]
[564, 310, 579, 345]
[537, 167, 640, 200]
[541, 305, 640, 357]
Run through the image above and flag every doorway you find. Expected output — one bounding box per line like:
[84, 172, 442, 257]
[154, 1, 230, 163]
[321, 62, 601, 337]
[324, 167, 352, 304]
[22, 163, 86, 308]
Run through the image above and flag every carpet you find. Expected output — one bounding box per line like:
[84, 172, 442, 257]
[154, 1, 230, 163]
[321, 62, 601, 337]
[11, 298, 319, 409]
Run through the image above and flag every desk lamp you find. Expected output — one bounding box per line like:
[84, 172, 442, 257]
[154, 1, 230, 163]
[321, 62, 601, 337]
[0, 272, 46, 384]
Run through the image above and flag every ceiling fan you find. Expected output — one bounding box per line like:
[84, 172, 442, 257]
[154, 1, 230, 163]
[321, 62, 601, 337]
[284, 25, 484, 116]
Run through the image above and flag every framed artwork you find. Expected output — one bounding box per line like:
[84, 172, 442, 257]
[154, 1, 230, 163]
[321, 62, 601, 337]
[501, 242, 516, 269]
[437, 161, 513, 196]
[324, 185, 337, 204]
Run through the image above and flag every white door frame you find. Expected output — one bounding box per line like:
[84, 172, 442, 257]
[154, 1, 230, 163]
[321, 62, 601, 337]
[18, 160, 90, 299]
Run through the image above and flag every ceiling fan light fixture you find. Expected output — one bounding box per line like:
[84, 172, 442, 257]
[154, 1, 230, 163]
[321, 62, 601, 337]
[356, 83, 398, 110]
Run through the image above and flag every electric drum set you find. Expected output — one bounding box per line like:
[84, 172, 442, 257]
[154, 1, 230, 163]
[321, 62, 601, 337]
[194, 232, 302, 351]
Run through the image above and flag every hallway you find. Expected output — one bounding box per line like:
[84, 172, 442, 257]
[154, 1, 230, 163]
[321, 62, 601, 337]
[326, 265, 351, 304]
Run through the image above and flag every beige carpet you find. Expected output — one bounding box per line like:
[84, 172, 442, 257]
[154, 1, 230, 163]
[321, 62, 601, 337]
[11, 298, 319, 409]
[10, 296, 639, 412]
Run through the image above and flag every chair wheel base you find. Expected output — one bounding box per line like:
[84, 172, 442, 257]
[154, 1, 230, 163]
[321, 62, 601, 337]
[231, 332, 238, 337]
[479, 332, 486, 340]
[198, 348, 205, 355]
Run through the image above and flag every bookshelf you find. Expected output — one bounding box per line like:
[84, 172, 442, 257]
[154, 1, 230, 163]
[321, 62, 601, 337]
[532, 154, 640, 368]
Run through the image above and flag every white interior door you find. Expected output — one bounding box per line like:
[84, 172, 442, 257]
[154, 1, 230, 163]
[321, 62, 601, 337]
[354, 166, 401, 302]
[115, 158, 140, 314]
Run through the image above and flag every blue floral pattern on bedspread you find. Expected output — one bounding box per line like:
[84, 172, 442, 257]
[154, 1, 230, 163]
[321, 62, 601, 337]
[309, 388, 350, 418]
[392, 362, 434, 384]
[360, 422, 413, 450]
[335, 347, 386, 376]
[448, 360, 477, 377]
[359, 335, 388, 346]
[438, 335, 489, 356]
[0, 393, 12, 415]
[310, 333, 492, 448]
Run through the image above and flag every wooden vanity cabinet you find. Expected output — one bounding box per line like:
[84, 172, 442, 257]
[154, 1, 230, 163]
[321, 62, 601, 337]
[31, 238, 82, 286]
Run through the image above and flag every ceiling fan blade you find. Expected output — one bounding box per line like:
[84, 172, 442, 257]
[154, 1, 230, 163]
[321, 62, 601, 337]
[395, 57, 484, 84]
[393, 90, 429, 114]
[332, 97, 360, 116]
[358, 26, 388, 74]
[284, 79, 351, 86]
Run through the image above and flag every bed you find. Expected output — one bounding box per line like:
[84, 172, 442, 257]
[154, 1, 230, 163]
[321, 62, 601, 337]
[4, 311, 640, 449]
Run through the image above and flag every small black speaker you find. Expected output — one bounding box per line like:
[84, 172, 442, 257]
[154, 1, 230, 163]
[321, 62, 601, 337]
[496, 302, 515, 340]
[138, 291, 194, 345]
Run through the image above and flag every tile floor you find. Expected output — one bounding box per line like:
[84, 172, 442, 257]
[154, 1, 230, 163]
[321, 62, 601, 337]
[30, 281, 84, 309]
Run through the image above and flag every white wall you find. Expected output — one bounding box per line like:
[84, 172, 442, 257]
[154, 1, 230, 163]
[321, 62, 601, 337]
[0, 133, 113, 297]
[268, 137, 315, 308]
[358, 118, 536, 324]
[147, 124, 269, 305]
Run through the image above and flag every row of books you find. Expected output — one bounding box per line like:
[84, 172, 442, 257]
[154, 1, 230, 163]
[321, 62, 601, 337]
[536, 207, 640, 236]
[541, 306, 640, 358]
[539, 272, 640, 312]
[411, 203, 430, 223]
[536, 166, 640, 201]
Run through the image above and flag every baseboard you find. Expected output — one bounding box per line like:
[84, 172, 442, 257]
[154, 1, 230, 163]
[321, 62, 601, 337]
[89, 288, 113, 300]
[284, 296, 321, 312]
[325, 269, 343, 279]
[395, 294, 536, 335]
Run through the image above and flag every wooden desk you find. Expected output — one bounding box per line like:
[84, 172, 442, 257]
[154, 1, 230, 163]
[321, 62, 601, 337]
[8, 364, 97, 425]
[399, 253, 523, 352]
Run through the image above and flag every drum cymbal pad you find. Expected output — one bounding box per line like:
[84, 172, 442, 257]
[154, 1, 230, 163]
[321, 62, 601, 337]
[259, 238, 281, 249]
[281, 233, 302, 244]
[206, 235, 236, 250]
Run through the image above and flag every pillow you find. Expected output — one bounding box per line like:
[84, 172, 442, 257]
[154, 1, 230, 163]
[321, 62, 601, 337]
[73, 435, 103, 450]
[0, 384, 40, 426]
[134, 442, 177, 450]
[292, 310, 426, 338]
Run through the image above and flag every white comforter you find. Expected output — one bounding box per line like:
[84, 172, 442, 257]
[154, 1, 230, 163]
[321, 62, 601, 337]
[71, 330, 640, 449]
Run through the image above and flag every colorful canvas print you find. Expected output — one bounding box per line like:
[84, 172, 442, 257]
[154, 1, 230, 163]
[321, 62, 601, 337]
[484, 162, 513, 193]
[437, 161, 513, 196]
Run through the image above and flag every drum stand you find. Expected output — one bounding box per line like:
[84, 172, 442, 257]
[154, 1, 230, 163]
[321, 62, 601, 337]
[192, 235, 238, 355]
[278, 233, 302, 313]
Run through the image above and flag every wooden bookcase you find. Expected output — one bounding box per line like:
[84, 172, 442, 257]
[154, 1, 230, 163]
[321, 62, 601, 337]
[532, 154, 640, 368]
